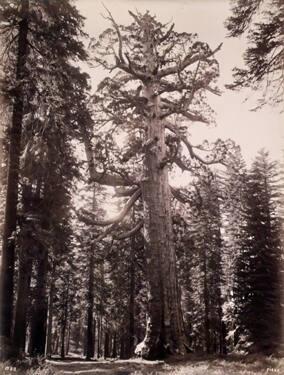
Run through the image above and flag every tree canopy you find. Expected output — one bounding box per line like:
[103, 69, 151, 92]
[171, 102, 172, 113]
[226, 0, 284, 108]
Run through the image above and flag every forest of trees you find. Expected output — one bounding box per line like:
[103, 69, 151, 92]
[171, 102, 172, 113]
[0, 0, 283, 366]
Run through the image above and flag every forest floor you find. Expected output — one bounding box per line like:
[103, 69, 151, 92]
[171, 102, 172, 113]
[47, 355, 284, 375]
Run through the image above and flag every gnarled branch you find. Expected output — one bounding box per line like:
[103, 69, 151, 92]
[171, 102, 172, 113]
[157, 43, 223, 78]
[160, 98, 209, 123]
[114, 186, 140, 197]
[114, 220, 144, 240]
[79, 188, 142, 226]
[159, 23, 175, 43]
[80, 125, 135, 186]
[165, 121, 225, 165]
[174, 156, 192, 172]
[97, 223, 118, 241]
[103, 5, 125, 63]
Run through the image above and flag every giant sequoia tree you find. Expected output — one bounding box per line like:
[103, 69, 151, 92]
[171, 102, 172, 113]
[81, 10, 230, 359]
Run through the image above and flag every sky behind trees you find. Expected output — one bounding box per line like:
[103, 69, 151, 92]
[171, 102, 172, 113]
[77, 0, 283, 165]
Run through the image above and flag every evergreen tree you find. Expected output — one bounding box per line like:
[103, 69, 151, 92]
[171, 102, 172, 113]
[226, 0, 284, 108]
[0, 0, 90, 358]
[221, 149, 247, 351]
[233, 150, 283, 354]
[175, 170, 225, 354]
[0, 0, 30, 347]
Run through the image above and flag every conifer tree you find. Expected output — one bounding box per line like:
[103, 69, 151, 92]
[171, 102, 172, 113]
[0, 0, 90, 358]
[175, 170, 225, 354]
[221, 149, 247, 351]
[81, 9, 231, 359]
[233, 150, 283, 353]
[0, 0, 30, 347]
[226, 0, 284, 108]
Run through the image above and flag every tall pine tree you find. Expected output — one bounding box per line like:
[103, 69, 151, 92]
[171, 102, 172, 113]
[233, 150, 283, 354]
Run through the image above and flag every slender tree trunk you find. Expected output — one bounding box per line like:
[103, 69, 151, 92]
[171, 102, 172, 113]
[0, 0, 29, 354]
[120, 334, 125, 359]
[60, 279, 69, 359]
[112, 331, 117, 358]
[203, 248, 210, 354]
[93, 318, 96, 358]
[97, 316, 101, 358]
[86, 245, 95, 360]
[220, 320, 227, 355]
[125, 236, 135, 359]
[29, 249, 48, 356]
[60, 312, 67, 359]
[12, 248, 32, 355]
[53, 328, 59, 355]
[104, 330, 110, 358]
[46, 266, 56, 359]
[139, 77, 186, 359]
[60, 324, 66, 359]
[66, 321, 71, 356]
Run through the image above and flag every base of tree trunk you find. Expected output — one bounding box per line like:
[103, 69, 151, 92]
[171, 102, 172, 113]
[135, 319, 188, 360]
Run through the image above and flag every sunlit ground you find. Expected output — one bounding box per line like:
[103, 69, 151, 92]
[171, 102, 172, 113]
[11, 355, 281, 375]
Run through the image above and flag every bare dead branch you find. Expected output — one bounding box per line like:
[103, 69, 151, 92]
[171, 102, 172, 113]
[159, 23, 175, 43]
[157, 43, 223, 78]
[102, 4, 125, 63]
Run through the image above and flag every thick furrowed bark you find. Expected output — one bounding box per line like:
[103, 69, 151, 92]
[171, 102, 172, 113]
[139, 82, 186, 359]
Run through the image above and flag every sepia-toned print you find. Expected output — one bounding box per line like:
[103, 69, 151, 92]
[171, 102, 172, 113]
[0, 0, 283, 374]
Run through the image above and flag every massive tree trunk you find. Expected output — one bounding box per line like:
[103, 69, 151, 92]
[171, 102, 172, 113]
[139, 78, 186, 359]
[90, 9, 223, 361]
[29, 249, 48, 356]
[0, 0, 29, 351]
